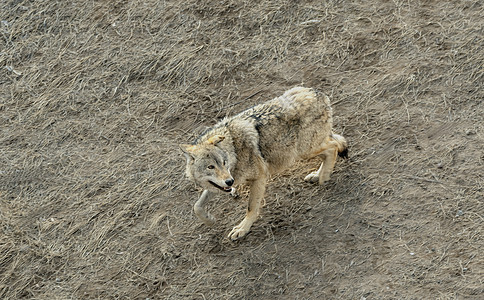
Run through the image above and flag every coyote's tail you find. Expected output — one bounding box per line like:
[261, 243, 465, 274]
[332, 133, 348, 159]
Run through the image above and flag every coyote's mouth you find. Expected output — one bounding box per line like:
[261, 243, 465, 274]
[209, 181, 232, 192]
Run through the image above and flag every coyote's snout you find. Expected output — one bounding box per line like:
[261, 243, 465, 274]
[181, 87, 347, 240]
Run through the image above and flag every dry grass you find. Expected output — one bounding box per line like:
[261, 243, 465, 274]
[1, 0, 483, 299]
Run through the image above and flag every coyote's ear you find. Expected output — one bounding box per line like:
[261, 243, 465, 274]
[206, 135, 225, 146]
[179, 144, 195, 161]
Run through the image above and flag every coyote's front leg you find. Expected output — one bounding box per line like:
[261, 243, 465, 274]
[228, 178, 266, 240]
[194, 190, 216, 226]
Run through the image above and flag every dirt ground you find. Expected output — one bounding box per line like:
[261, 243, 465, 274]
[1, 0, 483, 299]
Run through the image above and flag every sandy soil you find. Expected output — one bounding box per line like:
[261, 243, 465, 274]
[1, 0, 483, 299]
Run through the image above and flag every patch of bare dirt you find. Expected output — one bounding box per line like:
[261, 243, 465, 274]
[1, 0, 483, 299]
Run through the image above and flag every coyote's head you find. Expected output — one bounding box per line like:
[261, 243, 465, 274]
[180, 135, 235, 193]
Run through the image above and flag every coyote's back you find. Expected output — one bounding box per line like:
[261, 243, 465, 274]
[232, 86, 337, 173]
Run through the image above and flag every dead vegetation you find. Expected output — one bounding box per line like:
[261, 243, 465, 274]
[1, 0, 483, 299]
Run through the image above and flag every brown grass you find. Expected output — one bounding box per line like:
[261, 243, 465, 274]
[1, 0, 483, 299]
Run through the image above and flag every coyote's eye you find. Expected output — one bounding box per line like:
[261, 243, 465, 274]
[207, 165, 215, 170]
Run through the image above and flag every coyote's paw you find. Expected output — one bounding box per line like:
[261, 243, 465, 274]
[304, 172, 319, 183]
[230, 187, 239, 198]
[202, 213, 216, 226]
[228, 218, 253, 240]
[304, 172, 330, 185]
[194, 206, 216, 226]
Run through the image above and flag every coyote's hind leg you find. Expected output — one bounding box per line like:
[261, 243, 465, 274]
[318, 148, 339, 184]
[304, 133, 347, 185]
[304, 148, 338, 184]
[304, 159, 325, 183]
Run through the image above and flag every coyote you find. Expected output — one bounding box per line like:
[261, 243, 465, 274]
[180, 87, 347, 240]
